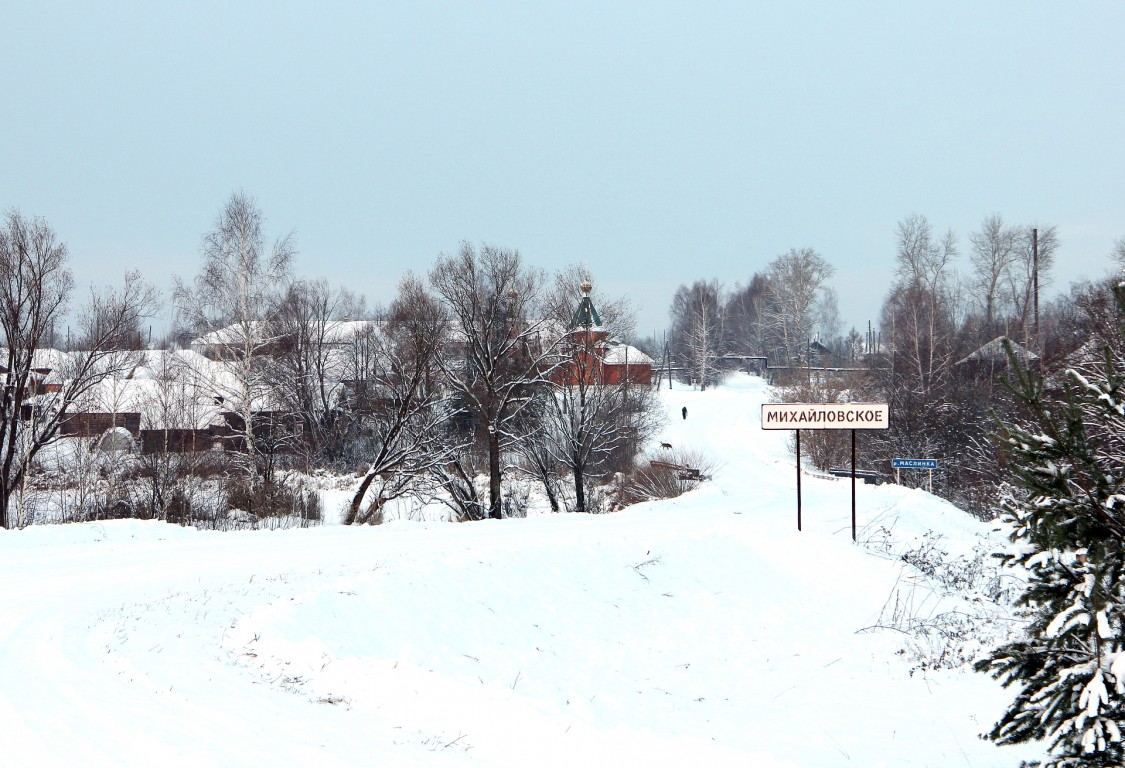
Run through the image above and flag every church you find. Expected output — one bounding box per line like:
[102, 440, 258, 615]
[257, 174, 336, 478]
[553, 281, 653, 386]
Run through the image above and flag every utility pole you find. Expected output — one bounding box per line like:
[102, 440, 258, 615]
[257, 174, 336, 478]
[1032, 228, 1040, 350]
[663, 330, 672, 389]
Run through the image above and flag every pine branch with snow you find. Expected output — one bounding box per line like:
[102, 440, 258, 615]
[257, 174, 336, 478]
[978, 287, 1125, 766]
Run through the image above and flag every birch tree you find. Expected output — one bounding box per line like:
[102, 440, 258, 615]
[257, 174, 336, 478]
[669, 280, 725, 389]
[882, 214, 959, 394]
[173, 192, 293, 495]
[763, 248, 834, 364]
[968, 214, 1019, 328]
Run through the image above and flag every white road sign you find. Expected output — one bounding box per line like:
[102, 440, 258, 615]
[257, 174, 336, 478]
[761, 403, 890, 430]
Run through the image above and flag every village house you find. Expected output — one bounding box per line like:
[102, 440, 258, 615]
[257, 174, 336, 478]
[18, 284, 653, 459]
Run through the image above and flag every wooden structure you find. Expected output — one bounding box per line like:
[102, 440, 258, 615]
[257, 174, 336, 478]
[59, 412, 141, 438]
[139, 428, 222, 454]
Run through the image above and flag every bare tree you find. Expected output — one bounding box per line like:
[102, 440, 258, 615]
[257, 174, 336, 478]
[513, 268, 614, 513]
[1006, 224, 1057, 345]
[0, 211, 156, 528]
[814, 286, 843, 351]
[842, 327, 865, 362]
[861, 215, 965, 505]
[512, 396, 566, 513]
[763, 248, 835, 364]
[1112, 237, 1125, 274]
[669, 280, 725, 389]
[266, 279, 362, 464]
[425, 453, 487, 522]
[134, 350, 215, 523]
[346, 275, 455, 524]
[546, 369, 658, 514]
[532, 272, 660, 513]
[883, 214, 959, 393]
[723, 273, 770, 357]
[968, 214, 1019, 328]
[173, 192, 294, 494]
[429, 243, 559, 519]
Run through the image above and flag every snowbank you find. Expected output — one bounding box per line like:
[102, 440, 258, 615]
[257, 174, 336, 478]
[0, 374, 1038, 766]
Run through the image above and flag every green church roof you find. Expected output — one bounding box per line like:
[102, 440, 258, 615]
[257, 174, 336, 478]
[571, 293, 602, 330]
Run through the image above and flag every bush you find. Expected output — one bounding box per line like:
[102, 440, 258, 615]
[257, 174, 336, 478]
[780, 373, 867, 472]
[219, 476, 322, 525]
[613, 447, 714, 508]
[858, 526, 1022, 675]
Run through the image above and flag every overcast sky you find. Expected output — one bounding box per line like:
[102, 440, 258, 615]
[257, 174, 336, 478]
[3, 1, 1123, 338]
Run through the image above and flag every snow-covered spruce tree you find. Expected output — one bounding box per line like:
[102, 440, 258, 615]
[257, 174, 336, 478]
[976, 285, 1125, 766]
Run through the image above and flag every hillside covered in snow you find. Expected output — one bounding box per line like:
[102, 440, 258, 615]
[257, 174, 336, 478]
[0, 374, 1038, 766]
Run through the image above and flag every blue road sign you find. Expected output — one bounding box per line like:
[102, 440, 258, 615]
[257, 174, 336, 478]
[892, 458, 938, 470]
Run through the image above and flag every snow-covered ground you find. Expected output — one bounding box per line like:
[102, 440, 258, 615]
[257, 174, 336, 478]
[0, 374, 1039, 766]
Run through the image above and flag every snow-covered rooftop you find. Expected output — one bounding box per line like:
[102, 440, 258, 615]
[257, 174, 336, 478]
[956, 335, 1039, 366]
[601, 342, 653, 366]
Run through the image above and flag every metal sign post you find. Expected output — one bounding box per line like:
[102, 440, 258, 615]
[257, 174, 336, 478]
[762, 403, 890, 541]
[795, 430, 802, 531]
[851, 429, 856, 542]
[891, 458, 939, 494]
[891, 458, 938, 470]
